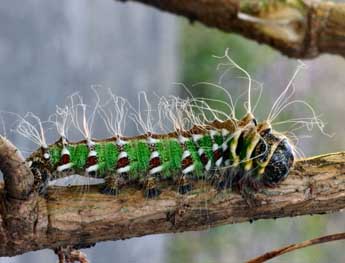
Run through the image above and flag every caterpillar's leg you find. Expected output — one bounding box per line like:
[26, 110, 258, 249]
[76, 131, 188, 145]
[210, 167, 236, 191]
[31, 166, 51, 195]
[237, 170, 262, 207]
[211, 170, 228, 191]
[101, 173, 127, 195]
[238, 170, 261, 193]
[177, 174, 192, 195]
[209, 170, 221, 189]
[144, 176, 160, 198]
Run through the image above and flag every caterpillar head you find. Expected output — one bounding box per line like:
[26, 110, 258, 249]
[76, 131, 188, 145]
[254, 123, 294, 186]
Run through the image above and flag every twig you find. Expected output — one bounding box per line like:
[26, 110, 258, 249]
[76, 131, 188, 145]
[245, 232, 345, 263]
[118, 0, 345, 59]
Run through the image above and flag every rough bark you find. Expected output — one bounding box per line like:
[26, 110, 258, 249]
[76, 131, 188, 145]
[117, 0, 345, 59]
[0, 134, 344, 257]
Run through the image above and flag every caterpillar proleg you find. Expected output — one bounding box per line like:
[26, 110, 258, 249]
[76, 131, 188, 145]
[15, 50, 324, 199]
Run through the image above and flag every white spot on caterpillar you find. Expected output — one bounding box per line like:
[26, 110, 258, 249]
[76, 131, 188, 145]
[57, 163, 74, 172]
[150, 151, 159, 159]
[149, 165, 163, 175]
[86, 164, 99, 173]
[212, 144, 220, 151]
[215, 156, 223, 167]
[178, 135, 189, 144]
[88, 150, 97, 157]
[205, 160, 212, 171]
[117, 166, 130, 174]
[147, 136, 159, 144]
[116, 138, 127, 147]
[192, 134, 203, 142]
[222, 141, 228, 151]
[43, 152, 50, 160]
[222, 128, 230, 137]
[182, 150, 191, 159]
[61, 147, 70, 155]
[118, 151, 128, 159]
[182, 164, 194, 175]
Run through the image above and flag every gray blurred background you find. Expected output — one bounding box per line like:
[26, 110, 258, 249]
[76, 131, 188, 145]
[0, 0, 344, 262]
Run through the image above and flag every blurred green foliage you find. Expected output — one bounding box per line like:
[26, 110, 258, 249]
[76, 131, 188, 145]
[166, 216, 332, 263]
[179, 21, 275, 89]
[178, 20, 277, 119]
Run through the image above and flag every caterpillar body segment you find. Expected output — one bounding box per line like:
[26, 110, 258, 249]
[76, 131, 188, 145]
[144, 135, 163, 197]
[27, 114, 295, 198]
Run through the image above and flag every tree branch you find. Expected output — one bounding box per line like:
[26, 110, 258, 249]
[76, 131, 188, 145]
[117, 0, 345, 59]
[0, 135, 344, 257]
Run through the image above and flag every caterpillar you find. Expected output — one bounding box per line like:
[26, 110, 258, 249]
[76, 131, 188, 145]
[16, 50, 323, 198]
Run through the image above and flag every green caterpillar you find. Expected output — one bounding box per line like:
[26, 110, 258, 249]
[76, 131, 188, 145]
[27, 113, 294, 198]
[19, 51, 320, 199]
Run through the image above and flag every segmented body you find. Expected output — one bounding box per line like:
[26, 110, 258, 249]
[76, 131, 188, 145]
[28, 115, 294, 197]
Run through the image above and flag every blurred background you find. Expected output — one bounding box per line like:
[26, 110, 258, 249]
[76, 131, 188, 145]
[0, 0, 344, 262]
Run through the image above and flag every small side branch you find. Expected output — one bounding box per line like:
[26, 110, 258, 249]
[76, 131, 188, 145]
[117, 0, 345, 59]
[245, 232, 345, 263]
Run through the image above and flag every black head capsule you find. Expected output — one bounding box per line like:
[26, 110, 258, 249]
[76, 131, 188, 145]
[262, 138, 294, 185]
[254, 129, 294, 186]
